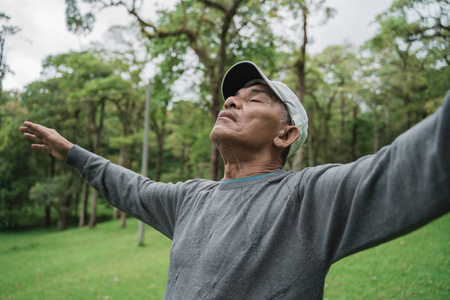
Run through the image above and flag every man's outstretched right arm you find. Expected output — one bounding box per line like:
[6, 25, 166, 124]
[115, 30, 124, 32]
[66, 145, 182, 239]
[20, 122, 182, 239]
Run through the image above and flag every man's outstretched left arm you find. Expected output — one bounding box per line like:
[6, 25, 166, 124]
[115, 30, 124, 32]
[298, 92, 450, 265]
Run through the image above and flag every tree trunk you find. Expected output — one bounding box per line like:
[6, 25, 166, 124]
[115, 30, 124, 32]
[180, 143, 187, 179]
[384, 103, 391, 144]
[209, 89, 221, 180]
[57, 206, 69, 231]
[88, 189, 98, 228]
[78, 180, 88, 227]
[308, 113, 314, 167]
[156, 134, 164, 182]
[404, 93, 413, 129]
[339, 95, 345, 163]
[45, 204, 51, 227]
[291, 6, 309, 172]
[322, 115, 330, 164]
[46, 155, 55, 227]
[351, 105, 359, 161]
[0, 38, 5, 128]
[292, 148, 303, 171]
[373, 108, 380, 153]
[87, 99, 105, 228]
[297, 5, 308, 102]
[120, 211, 127, 228]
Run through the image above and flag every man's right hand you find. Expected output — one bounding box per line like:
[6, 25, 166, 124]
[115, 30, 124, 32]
[19, 121, 74, 161]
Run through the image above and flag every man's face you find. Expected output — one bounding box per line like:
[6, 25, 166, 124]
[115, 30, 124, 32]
[210, 84, 286, 154]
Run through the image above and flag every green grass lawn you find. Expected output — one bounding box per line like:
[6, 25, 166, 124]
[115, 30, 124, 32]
[1, 215, 449, 299]
[324, 214, 450, 300]
[0, 219, 171, 299]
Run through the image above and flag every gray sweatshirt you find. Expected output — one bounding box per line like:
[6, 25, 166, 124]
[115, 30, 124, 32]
[67, 93, 450, 299]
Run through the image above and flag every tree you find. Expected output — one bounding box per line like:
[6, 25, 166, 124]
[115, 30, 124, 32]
[21, 78, 76, 226]
[29, 175, 79, 230]
[269, 0, 335, 170]
[166, 100, 212, 181]
[24, 51, 121, 228]
[366, 0, 449, 131]
[0, 12, 21, 128]
[0, 96, 42, 229]
[274, 0, 335, 102]
[305, 45, 359, 164]
[93, 24, 152, 227]
[65, 0, 278, 180]
[388, 0, 449, 60]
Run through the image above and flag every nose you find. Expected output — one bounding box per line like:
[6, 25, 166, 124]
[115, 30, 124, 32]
[224, 96, 242, 109]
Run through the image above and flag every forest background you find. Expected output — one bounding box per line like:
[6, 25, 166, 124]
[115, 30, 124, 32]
[0, 0, 449, 232]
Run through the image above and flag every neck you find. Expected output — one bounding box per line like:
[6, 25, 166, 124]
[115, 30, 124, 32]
[220, 148, 283, 181]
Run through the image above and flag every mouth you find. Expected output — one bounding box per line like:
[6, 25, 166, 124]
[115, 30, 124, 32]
[217, 110, 236, 122]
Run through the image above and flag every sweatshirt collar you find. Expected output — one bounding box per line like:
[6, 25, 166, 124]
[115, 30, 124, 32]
[218, 170, 285, 190]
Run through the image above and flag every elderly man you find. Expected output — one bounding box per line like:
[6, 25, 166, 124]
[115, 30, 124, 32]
[20, 61, 449, 299]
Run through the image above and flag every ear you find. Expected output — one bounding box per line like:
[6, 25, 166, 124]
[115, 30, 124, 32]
[273, 125, 300, 150]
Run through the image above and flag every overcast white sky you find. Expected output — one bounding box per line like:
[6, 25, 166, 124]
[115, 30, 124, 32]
[2, 0, 393, 91]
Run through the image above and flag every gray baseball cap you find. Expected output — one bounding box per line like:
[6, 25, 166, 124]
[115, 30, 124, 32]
[221, 61, 308, 157]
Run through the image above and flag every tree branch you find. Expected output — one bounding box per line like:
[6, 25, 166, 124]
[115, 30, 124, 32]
[197, 0, 228, 14]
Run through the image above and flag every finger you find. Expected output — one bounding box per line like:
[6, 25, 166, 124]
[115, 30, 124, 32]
[23, 121, 48, 138]
[19, 125, 36, 135]
[20, 127, 38, 137]
[23, 121, 37, 127]
[21, 122, 39, 136]
[31, 144, 47, 152]
[24, 132, 43, 144]
[23, 121, 37, 130]
[23, 132, 36, 142]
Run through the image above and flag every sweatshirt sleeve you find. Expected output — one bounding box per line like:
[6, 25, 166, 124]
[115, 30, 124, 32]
[66, 146, 183, 239]
[298, 92, 450, 265]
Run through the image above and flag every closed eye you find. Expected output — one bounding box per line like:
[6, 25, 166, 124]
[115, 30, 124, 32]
[250, 99, 261, 103]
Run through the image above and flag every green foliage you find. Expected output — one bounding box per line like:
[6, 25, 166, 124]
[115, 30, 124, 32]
[0, 12, 21, 51]
[65, 0, 95, 35]
[363, 0, 449, 139]
[0, 121, 42, 229]
[166, 100, 212, 181]
[0, 0, 448, 229]
[0, 12, 21, 96]
[29, 174, 79, 230]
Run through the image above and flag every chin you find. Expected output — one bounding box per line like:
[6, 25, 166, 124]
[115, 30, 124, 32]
[210, 129, 222, 149]
[210, 126, 230, 149]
